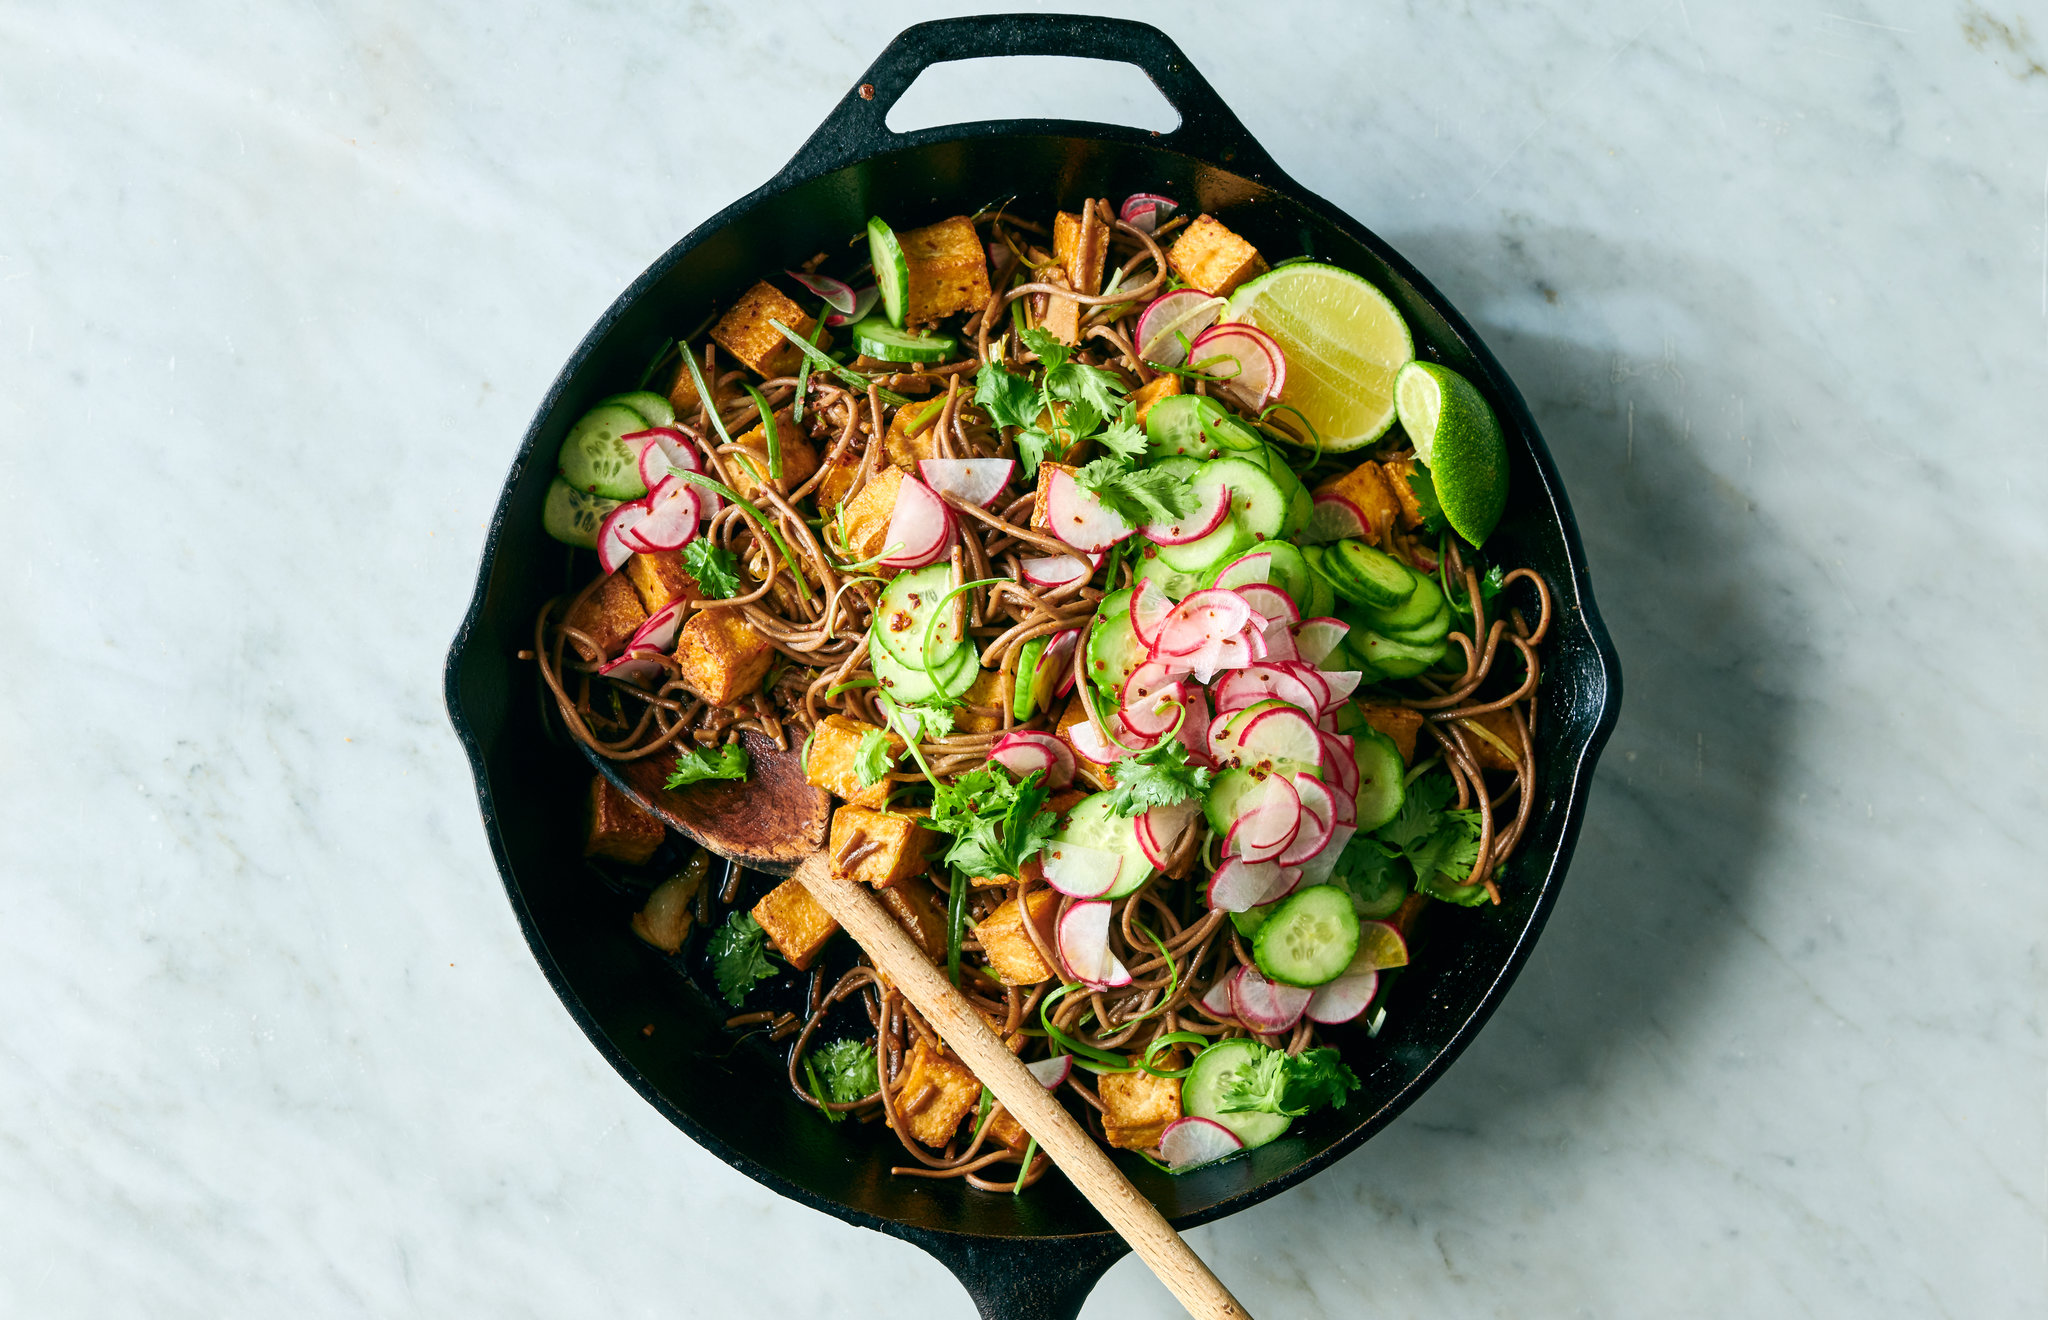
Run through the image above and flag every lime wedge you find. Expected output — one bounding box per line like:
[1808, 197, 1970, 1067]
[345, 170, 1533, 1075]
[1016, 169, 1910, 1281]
[1394, 361, 1509, 546]
[1224, 263, 1414, 452]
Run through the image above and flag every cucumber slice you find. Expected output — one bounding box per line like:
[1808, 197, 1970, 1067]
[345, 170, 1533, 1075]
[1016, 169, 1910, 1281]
[1383, 600, 1451, 646]
[1362, 566, 1443, 631]
[1085, 589, 1146, 709]
[1151, 455, 1202, 486]
[1207, 551, 1274, 593]
[1184, 1039, 1293, 1149]
[1284, 479, 1314, 539]
[1013, 636, 1048, 720]
[559, 404, 653, 500]
[874, 563, 964, 667]
[596, 390, 676, 428]
[1133, 547, 1204, 601]
[1253, 885, 1361, 987]
[1144, 396, 1263, 460]
[1328, 542, 1415, 610]
[1157, 513, 1253, 574]
[1346, 862, 1408, 919]
[541, 477, 622, 549]
[1202, 767, 1268, 834]
[1205, 456, 1290, 540]
[1229, 904, 1275, 938]
[867, 217, 910, 327]
[1257, 541, 1312, 605]
[851, 317, 957, 363]
[1356, 630, 1446, 679]
[1352, 727, 1407, 832]
[1329, 703, 1367, 736]
[1302, 557, 1336, 619]
[1054, 793, 1155, 899]
[872, 642, 978, 705]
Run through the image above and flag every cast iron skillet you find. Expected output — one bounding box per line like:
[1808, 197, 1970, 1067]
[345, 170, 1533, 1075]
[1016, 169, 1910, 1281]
[444, 15, 1621, 1318]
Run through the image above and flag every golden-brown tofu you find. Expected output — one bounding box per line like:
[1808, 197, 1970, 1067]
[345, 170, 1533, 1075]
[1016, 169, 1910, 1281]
[828, 804, 938, 889]
[974, 887, 1060, 985]
[1098, 1062, 1183, 1150]
[663, 347, 717, 420]
[804, 714, 901, 809]
[1037, 267, 1083, 347]
[892, 1040, 982, 1148]
[673, 606, 775, 707]
[725, 413, 820, 503]
[1053, 207, 1108, 297]
[565, 572, 648, 659]
[835, 464, 905, 562]
[1459, 707, 1523, 772]
[583, 774, 664, 865]
[1357, 703, 1426, 763]
[815, 450, 863, 519]
[1314, 461, 1403, 545]
[899, 216, 993, 326]
[1167, 214, 1268, 297]
[1131, 374, 1182, 424]
[709, 281, 827, 378]
[882, 396, 948, 473]
[985, 1103, 1031, 1154]
[1055, 693, 1118, 791]
[952, 666, 1007, 735]
[624, 550, 704, 615]
[1029, 461, 1079, 533]
[1379, 457, 1427, 529]
[750, 876, 838, 971]
[878, 877, 948, 960]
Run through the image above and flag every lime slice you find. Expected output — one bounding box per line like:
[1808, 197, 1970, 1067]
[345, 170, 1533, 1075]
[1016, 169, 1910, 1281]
[1394, 361, 1509, 546]
[1224, 263, 1414, 452]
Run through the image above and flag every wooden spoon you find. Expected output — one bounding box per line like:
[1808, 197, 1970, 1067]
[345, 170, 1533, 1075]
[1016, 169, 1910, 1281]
[594, 735, 1249, 1319]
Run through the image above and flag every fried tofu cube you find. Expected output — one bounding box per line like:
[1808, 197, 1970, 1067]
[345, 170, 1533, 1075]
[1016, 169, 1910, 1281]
[709, 281, 826, 379]
[1029, 461, 1079, 533]
[583, 774, 664, 865]
[750, 876, 838, 971]
[835, 464, 905, 561]
[1461, 707, 1523, 772]
[952, 666, 1007, 735]
[1055, 694, 1118, 791]
[974, 887, 1060, 985]
[664, 347, 717, 420]
[883, 396, 948, 473]
[1053, 207, 1108, 296]
[1379, 457, 1427, 529]
[1099, 1062, 1183, 1151]
[673, 606, 775, 707]
[565, 572, 647, 658]
[1132, 374, 1182, 424]
[724, 413, 820, 503]
[899, 216, 993, 326]
[1314, 461, 1403, 544]
[804, 714, 901, 809]
[815, 450, 863, 519]
[878, 877, 947, 960]
[892, 1040, 982, 1148]
[1168, 214, 1268, 297]
[828, 804, 938, 888]
[1357, 703, 1426, 763]
[985, 1103, 1031, 1154]
[1037, 267, 1083, 347]
[624, 550, 704, 615]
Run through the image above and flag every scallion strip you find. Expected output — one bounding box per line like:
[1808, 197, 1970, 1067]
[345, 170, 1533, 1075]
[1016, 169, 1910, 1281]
[678, 344, 735, 447]
[1013, 1138, 1038, 1195]
[742, 383, 783, 481]
[666, 470, 814, 605]
[636, 336, 675, 390]
[1134, 1030, 1207, 1079]
[1036, 983, 1135, 1071]
[768, 319, 910, 405]
[945, 869, 969, 986]
[823, 677, 879, 699]
[793, 300, 829, 426]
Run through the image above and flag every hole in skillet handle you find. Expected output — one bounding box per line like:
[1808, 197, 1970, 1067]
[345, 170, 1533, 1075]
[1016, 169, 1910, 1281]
[886, 56, 1180, 136]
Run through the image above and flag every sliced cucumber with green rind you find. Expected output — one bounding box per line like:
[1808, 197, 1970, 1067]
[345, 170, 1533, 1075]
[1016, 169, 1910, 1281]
[872, 642, 978, 705]
[1086, 589, 1146, 709]
[1143, 394, 1209, 459]
[541, 477, 622, 549]
[1054, 793, 1155, 899]
[1382, 600, 1451, 646]
[850, 317, 957, 363]
[1362, 566, 1443, 631]
[1013, 636, 1048, 720]
[1151, 455, 1202, 485]
[1356, 630, 1446, 679]
[874, 563, 965, 667]
[1134, 547, 1205, 601]
[1326, 541, 1415, 610]
[560, 404, 653, 499]
[1256, 540, 1312, 605]
[597, 390, 677, 428]
[1352, 727, 1407, 832]
[1157, 512, 1253, 574]
[1253, 885, 1361, 987]
[1205, 455, 1290, 541]
[867, 217, 910, 327]
[1184, 1039, 1293, 1149]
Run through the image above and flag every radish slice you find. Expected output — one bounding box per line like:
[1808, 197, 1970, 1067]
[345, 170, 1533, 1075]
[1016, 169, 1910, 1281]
[627, 598, 688, 653]
[1282, 776, 1336, 865]
[1214, 664, 1322, 717]
[1320, 670, 1365, 704]
[1297, 825, 1355, 886]
[992, 731, 1074, 789]
[1129, 578, 1176, 649]
[1135, 798, 1200, 868]
[627, 427, 703, 491]
[1293, 618, 1350, 667]
[1207, 856, 1284, 912]
[1319, 732, 1359, 799]
[1017, 553, 1100, 589]
[598, 645, 665, 687]
[597, 499, 652, 574]
[1188, 324, 1285, 409]
[990, 740, 1057, 782]
[1141, 478, 1230, 545]
[1211, 551, 1272, 587]
[633, 476, 702, 552]
[1026, 1054, 1074, 1089]
[1057, 901, 1131, 986]
[1178, 688, 1214, 767]
[1118, 192, 1179, 232]
[1119, 658, 1181, 716]
[878, 477, 954, 568]
[1303, 494, 1369, 543]
[1235, 584, 1300, 628]
[1160, 1116, 1244, 1170]
[1122, 680, 1188, 740]
[919, 458, 1014, 508]
[1271, 661, 1333, 712]
[1258, 864, 1306, 907]
[1041, 842, 1123, 900]
[1305, 966, 1379, 1025]
[1045, 468, 1137, 552]
[1197, 968, 1243, 1021]
[1154, 589, 1255, 657]
[1064, 716, 1127, 767]
[1225, 774, 1303, 864]
[785, 269, 857, 316]
[1135, 289, 1228, 367]
[1229, 704, 1323, 773]
[1045, 628, 1082, 700]
[824, 285, 880, 327]
[1230, 965, 1313, 1034]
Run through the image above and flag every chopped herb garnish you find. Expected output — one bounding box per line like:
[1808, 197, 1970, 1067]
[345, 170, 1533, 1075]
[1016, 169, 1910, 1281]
[707, 912, 777, 1006]
[854, 728, 898, 787]
[1099, 735, 1212, 819]
[665, 742, 751, 790]
[1075, 455, 1201, 525]
[1406, 462, 1448, 537]
[768, 319, 910, 405]
[810, 1038, 879, 1106]
[925, 765, 1061, 883]
[974, 328, 1133, 478]
[681, 539, 741, 599]
[1216, 1044, 1359, 1118]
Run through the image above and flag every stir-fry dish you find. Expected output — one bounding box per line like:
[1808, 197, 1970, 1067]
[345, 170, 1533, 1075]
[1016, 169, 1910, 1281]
[538, 193, 1551, 1186]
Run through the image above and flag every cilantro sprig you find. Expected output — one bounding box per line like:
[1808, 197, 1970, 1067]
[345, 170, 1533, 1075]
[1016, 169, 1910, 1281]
[853, 728, 898, 788]
[707, 912, 777, 1006]
[974, 327, 1135, 478]
[1217, 1044, 1359, 1118]
[1100, 735, 1212, 819]
[1335, 769, 1490, 908]
[926, 765, 1061, 882]
[665, 742, 751, 790]
[803, 1037, 880, 1120]
[681, 539, 742, 599]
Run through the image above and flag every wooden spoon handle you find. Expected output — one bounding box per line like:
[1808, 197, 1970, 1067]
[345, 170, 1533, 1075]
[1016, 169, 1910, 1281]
[792, 854, 1249, 1320]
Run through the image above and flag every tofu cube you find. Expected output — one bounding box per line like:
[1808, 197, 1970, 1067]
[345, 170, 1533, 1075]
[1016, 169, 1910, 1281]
[828, 804, 938, 888]
[985, 1103, 1031, 1154]
[583, 774, 664, 865]
[565, 572, 647, 658]
[1131, 374, 1181, 424]
[892, 1039, 982, 1148]
[664, 347, 716, 420]
[1036, 267, 1083, 347]
[973, 887, 1060, 986]
[815, 450, 863, 519]
[882, 396, 948, 473]
[1379, 457, 1428, 529]
[1098, 1062, 1183, 1150]
[673, 606, 775, 707]
[1357, 703, 1425, 763]
[1314, 461, 1403, 544]
[624, 550, 705, 615]
[709, 280, 826, 378]
[1055, 694, 1118, 791]
[835, 464, 905, 562]
[899, 216, 993, 326]
[1167, 214, 1268, 297]
[1461, 707, 1523, 772]
[725, 412, 820, 503]
[804, 714, 902, 810]
[1053, 207, 1108, 296]
[1029, 461, 1080, 533]
[951, 666, 1007, 735]
[877, 877, 948, 960]
[750, 876, 838, 971]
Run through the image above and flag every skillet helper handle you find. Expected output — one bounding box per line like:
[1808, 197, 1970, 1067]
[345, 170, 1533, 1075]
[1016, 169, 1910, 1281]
[791, 853, 1251, 1320]
[775, 13, 1286, 187]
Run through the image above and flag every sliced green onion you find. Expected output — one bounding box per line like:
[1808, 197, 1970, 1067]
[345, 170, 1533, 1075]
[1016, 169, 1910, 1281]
[1257, 400, 1327, 465]
[919, 576, 1003, 678]
[636, 336, 675, 390]
[823, 677, 879, 699]
[769, 319, 910, 405]
[1013, 1137, 1038, 1195]
[1117, 924, 1181, 1031]
[793, 301, 829, 426]
[742, 383, 783, 482]
[970, 1086, 996, 1145]
[801, 1054, 844, 1123]
[1037, 983, 1135, 1071]
[1134, 1030, 1207, 1079]
[945, 869, 969, 986]
[799, 720, 823, 776]
[678, 343, 735, 447]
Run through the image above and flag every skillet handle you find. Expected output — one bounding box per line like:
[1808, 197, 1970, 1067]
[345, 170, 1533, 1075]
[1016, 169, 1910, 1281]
[909, 1231, 1130, 1320]
[772, 13, 1286, 188]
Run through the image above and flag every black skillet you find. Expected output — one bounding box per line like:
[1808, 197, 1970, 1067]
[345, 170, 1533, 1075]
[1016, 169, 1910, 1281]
[444, 15, 1622, 1318]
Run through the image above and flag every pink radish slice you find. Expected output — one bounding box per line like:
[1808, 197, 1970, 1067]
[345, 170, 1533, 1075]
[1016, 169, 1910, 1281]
[992, 731, 1074, 789]
[1198, 968, 1243, 1020]
[1044, 628, 1082, 700]
[628, 428, 702, 490]
[1160, 1116, 1244, 1170]
[1257, 864, 1306, 907]
[1214, 551, 1271, 586]
[1207, 856, 1284, 912]
[1318, 732, 1358, 797]
[919, 458, 1014, 508]
[1135, 798, 1200, 869]
[990, 740, 1057, 782]
[1230, 965, 1313, 1034]
[1064, 716, 1127, 766]
[1297, 825, 1355, 886]
[1214, 663, 1322, 716]
[1044, 468, 1137, 552]
[1410, 542, 1439, 572]
[877, 477, 954, 568]
[1281, 777, 1336, 865]
[598, 646, 665, 687]
[1056, 901, 1131, 986]
[1188, 324, 1285, 409]
[1041, 842, 1123, 899]
[785, 269, 857, 316]
[597, 499, 652, 574]
[824, 285, 880, 327]
[627, 598, 688, 653]
[1236, 584, 1300, 627]
[1225, 776, 1303, 864]
[1141, 479, 1230, 545]
[1129, 578, 1176, 649]
[1135, 289, 1227, 367]
[1178, 688, 1214, 766]
[1305, 966, 1379, 1025]
[1257, 619, 1299, 663]
[1230, 704, 1322, 771]
[1320, 670, 1365, 704]
[1118, 192, 1179, 231]
[1026, 1054, 1074, 1089]
[633, 476, 703, 552]
[1271, 661, 1333, 712]
[1244, 625, 1271, 662]
[1154, 589, 1255, 657]
[1303, 494, 1370, 543]
[1017, 553, 1099, 589]
[1121, 681, 1188, 740]
[1293, 618, 1350, 667]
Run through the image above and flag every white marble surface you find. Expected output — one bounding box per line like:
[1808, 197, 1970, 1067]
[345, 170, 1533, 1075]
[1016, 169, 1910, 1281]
[3, 1, 2043, 1315]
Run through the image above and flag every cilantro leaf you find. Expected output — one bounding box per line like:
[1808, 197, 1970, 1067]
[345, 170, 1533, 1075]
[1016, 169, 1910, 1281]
[1101, 735, 1212, 818]
[1095, 406, 1147, 462]
[1446, 562, 1507, 634]
[665, 742, 751, 790]
[974, 358, 1042, 432]
[1042, 355, 1127, 423]
[682, 539, 742, 599]
[1334, 834, 1407, 914]
[1406, 463, 1448, 537]
[882, 695, 958, 744]
[1075, 460, 1202, 526]
[854, 728, 898, 788]
[707, 912, 777, 1006]
[1019, 326, 1068, 369]
[926, 766, 1058, 880]
[1014, 424, 1060, 480]
[812, 1038, 880, 1104]
[1216, 1044, 1360, 1118]
[1369, 768, 1487, 896]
